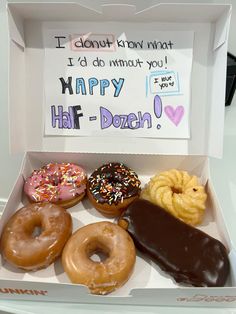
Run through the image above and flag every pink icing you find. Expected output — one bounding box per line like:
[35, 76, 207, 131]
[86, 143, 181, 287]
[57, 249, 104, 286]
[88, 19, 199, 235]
[24, 163, 86, 203]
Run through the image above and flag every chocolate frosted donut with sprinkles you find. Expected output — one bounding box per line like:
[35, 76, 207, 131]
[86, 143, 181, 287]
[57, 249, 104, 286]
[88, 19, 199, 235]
[87, 162, 141, 217]
[24, 163, 87, 209]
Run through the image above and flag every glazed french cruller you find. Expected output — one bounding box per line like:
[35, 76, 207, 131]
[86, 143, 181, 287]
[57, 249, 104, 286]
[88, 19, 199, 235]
[141, 169, 207, 226]
[0, 203, 72, 270]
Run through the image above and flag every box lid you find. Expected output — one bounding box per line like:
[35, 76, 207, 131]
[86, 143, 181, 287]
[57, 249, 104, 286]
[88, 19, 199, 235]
[7, 1, 231, 157]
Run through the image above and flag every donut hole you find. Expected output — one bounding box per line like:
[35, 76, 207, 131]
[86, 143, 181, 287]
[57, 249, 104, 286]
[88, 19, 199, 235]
[24, 217, 43, 238]
[90, 250, 109, 263]
[104, 180, 122, 193]
[171, 186, 182, 194]
[112, 181, 122, 187]
[109, 177, 121, 184]
[31, 225, 43, 238]
[86, 240, 110, 263]
[48, 174, 61, 186]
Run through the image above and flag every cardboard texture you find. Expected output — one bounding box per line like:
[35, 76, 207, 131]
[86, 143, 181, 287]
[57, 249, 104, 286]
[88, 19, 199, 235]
[1, 1, 236, 308]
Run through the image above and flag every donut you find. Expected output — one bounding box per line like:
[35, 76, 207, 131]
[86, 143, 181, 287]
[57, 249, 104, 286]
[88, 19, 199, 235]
[141, 169, 207, 225]
[24, 163, 87, 209]
[87, 162, 141, 217]
[118, 199, 229, 287]
[62, 221, 136, 295]
[0, 203, 72, 270]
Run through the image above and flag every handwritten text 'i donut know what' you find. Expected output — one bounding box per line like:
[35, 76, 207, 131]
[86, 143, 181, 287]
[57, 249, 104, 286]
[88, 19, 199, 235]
[55, 34, 174, 51]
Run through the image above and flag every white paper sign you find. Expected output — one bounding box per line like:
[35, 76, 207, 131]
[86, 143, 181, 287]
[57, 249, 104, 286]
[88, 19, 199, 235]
[44, 25, 194, 138]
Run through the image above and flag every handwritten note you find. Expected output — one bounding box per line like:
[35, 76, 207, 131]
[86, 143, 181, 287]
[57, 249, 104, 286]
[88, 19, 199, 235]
[44, 27, 193, 138]
[149, 71, 179, 95]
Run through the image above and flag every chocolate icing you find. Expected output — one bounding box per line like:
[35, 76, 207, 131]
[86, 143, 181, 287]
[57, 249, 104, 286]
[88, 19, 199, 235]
[119, 199, 230, 287]
[88, 163, 141, 205]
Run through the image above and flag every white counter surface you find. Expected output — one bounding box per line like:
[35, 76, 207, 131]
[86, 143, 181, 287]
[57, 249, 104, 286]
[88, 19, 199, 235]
[0, 301, 236, 314]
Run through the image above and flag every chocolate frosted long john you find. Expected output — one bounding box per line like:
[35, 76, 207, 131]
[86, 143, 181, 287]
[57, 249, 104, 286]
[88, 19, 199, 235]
[118, 199, 230, 287]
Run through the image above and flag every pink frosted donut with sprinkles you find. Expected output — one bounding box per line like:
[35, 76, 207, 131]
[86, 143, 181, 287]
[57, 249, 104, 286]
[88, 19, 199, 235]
[87, 162, 141, 217]
[24, 163, 87, 209]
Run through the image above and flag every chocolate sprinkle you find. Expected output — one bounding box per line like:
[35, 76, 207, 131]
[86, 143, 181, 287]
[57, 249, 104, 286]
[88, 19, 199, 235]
[88, 163, 141, 205]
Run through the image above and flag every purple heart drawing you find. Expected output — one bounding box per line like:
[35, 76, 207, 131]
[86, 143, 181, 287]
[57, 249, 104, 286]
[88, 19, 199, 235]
[164, 105, 184, 126]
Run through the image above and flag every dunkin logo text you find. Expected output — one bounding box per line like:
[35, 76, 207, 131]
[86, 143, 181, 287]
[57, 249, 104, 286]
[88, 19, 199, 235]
[0, 288, 48, 296]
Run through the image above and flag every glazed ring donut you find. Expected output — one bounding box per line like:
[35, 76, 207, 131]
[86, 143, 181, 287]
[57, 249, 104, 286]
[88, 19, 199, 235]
[87, 162, 141, 217]
[62, 221, 136, 295]
[141, 169, 207, 225]
[24, 163, 87, 209]
[0, 203, 72, 270]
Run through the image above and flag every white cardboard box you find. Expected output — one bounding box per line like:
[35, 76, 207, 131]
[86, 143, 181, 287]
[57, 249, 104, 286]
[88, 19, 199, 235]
[1, 1, 236, 307]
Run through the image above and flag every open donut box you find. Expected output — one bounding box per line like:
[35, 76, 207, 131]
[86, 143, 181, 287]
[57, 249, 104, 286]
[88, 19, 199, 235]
[1, 0, 236, 308]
